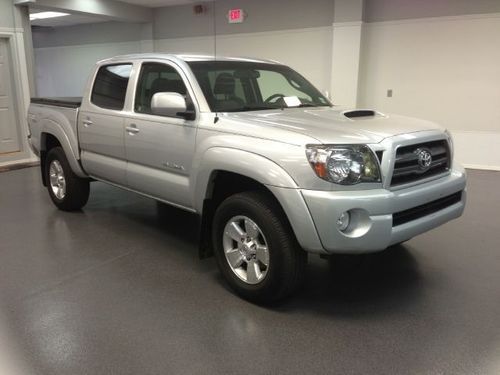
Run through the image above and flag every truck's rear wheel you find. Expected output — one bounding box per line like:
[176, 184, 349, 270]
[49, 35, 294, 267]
[212, 191, 306, 304]
[45, 147, 90, 211]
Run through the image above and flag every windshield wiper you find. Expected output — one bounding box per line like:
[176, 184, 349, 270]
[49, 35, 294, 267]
[277, 103, 316, 109]
[279, 102, 324, 109]
[224, 106, 278, 112]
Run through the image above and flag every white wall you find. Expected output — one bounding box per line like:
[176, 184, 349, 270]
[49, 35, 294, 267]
[34, 40, 146, 97]
[31, 1, 500, 170]
[33, 21, 153, 97]
[34, 26, 332, 98]
[155, 27, 333, 94]
[153, 0, 334, 39]
[358, 13, 500, 170]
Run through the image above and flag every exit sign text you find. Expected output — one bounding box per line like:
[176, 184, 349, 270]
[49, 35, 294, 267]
[228, 8, 244, 23]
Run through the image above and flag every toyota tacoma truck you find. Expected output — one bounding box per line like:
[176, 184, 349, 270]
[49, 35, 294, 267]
[27, 54, 467, 303]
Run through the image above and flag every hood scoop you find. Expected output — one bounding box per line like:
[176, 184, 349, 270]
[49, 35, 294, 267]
[343, 109, 376, 119]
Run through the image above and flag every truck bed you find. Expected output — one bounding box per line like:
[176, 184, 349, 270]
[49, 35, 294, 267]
[31, 97, 82, 109]
[28, 97, 82, 168]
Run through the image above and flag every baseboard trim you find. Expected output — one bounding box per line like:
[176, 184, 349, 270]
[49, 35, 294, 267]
[0, 157, 39, 172]
[463, 164, 500, 172]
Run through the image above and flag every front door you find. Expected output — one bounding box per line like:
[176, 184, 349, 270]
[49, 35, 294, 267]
[0, 38, 20, 154]
[124, 62, 197, 209]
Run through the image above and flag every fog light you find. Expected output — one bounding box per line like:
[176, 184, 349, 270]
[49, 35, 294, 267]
[337, 211, 350, 232]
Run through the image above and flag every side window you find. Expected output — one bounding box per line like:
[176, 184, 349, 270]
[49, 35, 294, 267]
[91, 64, 132, 110]
[135, 63, 188, 115]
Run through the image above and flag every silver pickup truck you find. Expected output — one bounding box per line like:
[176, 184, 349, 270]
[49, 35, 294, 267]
[27, 54, 466, 302]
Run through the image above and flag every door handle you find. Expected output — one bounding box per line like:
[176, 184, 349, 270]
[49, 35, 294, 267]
[82, 119, 93, 127]
[126, 124, 140, 135]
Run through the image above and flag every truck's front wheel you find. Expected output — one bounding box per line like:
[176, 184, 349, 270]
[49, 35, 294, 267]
[212, 191, 306, 303]
[45, 147, 90, 211]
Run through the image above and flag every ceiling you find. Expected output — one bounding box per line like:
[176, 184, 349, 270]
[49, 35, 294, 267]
[116, 0, 200, 7]
[29, 7, 109, 27]
[30, 13, 108, 27]
[29, 0, 204, 28]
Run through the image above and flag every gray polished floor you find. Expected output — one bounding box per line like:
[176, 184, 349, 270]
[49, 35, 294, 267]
[0, 167, 499, 374]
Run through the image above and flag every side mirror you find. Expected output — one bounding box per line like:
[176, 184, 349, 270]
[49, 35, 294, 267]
[151, 92, 194, 120]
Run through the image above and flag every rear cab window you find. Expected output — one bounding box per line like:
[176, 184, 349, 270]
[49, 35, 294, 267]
[91, 64, 132, 110]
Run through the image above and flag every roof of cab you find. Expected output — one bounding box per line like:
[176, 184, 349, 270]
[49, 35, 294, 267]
[98, 53, 281, 65]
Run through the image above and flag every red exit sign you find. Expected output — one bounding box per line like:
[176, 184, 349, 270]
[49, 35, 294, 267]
[228, 8, 245, 23]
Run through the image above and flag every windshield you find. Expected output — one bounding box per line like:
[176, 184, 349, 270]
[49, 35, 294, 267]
[187, 61, 331, 112]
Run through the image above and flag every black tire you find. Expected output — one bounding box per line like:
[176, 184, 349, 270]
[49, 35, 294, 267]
[212, 191, 307, 304]
[45, 147, 90, 211]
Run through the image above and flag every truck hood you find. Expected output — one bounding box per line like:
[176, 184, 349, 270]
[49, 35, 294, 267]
[222, 107, 444, 144]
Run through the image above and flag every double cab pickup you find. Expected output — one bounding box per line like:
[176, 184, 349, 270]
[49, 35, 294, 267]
[27, 54, 466, 302]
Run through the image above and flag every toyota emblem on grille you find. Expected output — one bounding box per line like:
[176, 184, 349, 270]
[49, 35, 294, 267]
[415, 148, 432, 170]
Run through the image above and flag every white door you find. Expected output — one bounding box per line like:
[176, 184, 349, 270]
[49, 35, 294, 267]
[0, 38, 20, 154]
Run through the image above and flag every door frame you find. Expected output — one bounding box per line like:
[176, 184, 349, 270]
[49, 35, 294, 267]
[0, 28, 34, 164]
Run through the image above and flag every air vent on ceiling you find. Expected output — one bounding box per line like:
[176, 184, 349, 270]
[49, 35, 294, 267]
[343, 110, 376, 118]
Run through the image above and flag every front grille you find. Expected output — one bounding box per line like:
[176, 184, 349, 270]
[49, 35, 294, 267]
[392, 191, 462, 227]
[390, 140, 450, 186]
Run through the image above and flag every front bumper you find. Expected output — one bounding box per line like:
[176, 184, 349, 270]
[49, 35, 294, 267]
[300, 167, 466, 254]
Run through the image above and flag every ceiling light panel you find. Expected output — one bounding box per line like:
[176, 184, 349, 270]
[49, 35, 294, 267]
[30, 11, 70, 21]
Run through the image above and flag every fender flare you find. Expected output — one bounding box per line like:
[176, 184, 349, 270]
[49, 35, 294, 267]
[40, 119, 87, 178]
[193, 147, 325, 254]
[192, 147, 299, 212]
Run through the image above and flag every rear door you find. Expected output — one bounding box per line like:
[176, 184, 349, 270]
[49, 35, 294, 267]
[124, 61, 197, 209]
[78, 63, 133, 185]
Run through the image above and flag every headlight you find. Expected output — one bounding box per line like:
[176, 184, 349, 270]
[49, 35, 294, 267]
[305, 145, 381, 185]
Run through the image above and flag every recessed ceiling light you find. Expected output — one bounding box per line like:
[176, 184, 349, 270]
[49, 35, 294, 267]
[30, 11, 70, 21]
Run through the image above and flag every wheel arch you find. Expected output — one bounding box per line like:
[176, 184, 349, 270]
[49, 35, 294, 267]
[193, 147, 299, 212]
[39, 133, 61, 186]
[38, 121, 87, 184]
[195, 148, 323, 257]
[198, 169, 295, 259]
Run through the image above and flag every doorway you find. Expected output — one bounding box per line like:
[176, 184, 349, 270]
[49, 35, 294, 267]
[0, 38, 21, 154]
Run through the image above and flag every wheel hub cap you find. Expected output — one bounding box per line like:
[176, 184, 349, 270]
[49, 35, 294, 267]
[222, 216, 270, 285]
[49, 160, 66, 200]
[240, 239, 256, 258]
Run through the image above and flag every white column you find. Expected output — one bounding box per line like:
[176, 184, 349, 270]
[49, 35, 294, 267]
[330, 21, 363, 107]
[330, 0, 364, 108]
[140, 23, 154, 53]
